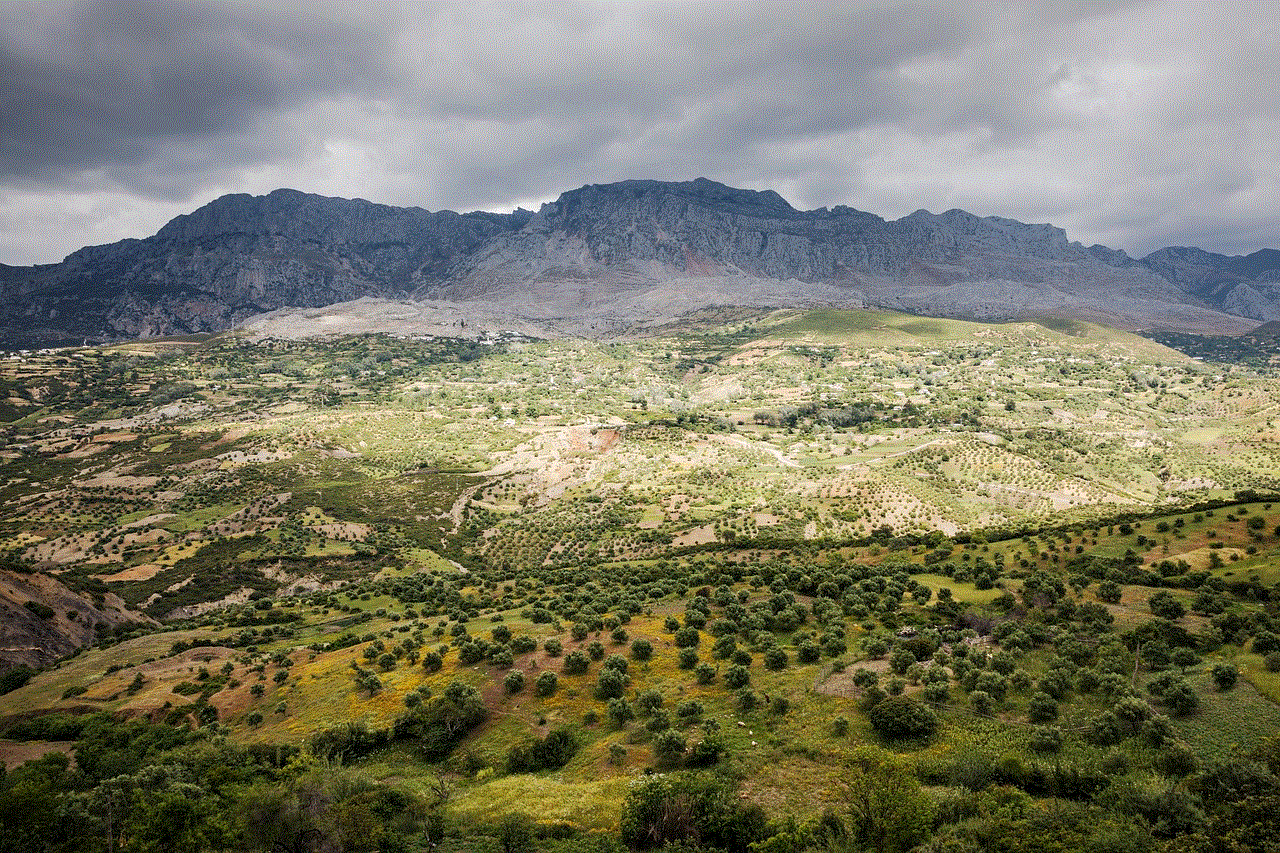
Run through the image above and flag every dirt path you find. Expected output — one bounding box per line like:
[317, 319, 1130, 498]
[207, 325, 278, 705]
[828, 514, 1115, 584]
[447, 478, 492, 532]
[717, 434, 799, 468]
[866, 437, 945, 462]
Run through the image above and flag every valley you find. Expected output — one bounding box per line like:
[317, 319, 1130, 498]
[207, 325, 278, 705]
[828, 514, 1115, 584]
[2, 307, 1280, 853]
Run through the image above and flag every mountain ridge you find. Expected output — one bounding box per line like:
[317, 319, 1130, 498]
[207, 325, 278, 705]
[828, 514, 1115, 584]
[2, 178, 1278, 347]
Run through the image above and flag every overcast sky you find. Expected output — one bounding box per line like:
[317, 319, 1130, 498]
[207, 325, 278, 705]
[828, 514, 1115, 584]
[0, 0, 1276, 266]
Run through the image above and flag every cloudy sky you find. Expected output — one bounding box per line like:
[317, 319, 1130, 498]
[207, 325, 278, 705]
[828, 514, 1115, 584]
[0, 0, 1275, 266]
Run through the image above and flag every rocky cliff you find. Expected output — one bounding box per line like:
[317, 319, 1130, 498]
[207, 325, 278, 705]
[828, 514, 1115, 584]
[0, 189, 528, 347]
[2, 179, 1277, 346]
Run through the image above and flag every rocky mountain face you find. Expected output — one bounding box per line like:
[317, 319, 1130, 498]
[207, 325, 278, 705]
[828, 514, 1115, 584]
[0, 189, 529, 347]
[2, 179, 1277, 346]
[0, 568, 153, 672]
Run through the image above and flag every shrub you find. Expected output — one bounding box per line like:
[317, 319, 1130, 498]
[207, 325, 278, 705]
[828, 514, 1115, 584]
[969, 690, 994, 716]
[1148, 591, 1186, 621]
[620, 773, 765, 851]
[536, 670, 558, 696]
[563, 650, 589, 675]
[636, 689, 664, 716]
[869, 696, 938, 739]
[503, 670, 525, 694]
[763, 647, 788, 670]
[631, 639, 654, 661]
[653, 729, 687, 766]
[396, 681, 488, 760]
[1028, 691, 1059, 722]
[607, 697, 635, 727]
[676, 700, 704, 722]
[674, 626, 700, 648]
[1211, 663, 1239, 690]
[596, 668, 626, 699]
[724, 664, 750, 689]
[1029, 725, 1063, 753]
[686, 734, 725, 767]
[507, 727, 578, 773]
[1163, 679, 1200, 716]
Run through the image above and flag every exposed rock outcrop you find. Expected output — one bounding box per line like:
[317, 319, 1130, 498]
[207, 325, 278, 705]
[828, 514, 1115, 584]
[2, 178, 1278, 347]
[0, 569, 154, 672]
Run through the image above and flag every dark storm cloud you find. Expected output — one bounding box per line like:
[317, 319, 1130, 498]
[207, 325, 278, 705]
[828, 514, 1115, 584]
[0, 1, 391, 189]
[0, 1, 1277, 265]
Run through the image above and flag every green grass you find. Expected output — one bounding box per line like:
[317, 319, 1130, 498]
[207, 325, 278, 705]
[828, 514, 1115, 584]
[912, 573, 1004, 605]
[1170, 669, 1280, 762]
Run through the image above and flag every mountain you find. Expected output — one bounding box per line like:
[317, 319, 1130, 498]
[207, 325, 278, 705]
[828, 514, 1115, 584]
[2, 179, 1277, 347]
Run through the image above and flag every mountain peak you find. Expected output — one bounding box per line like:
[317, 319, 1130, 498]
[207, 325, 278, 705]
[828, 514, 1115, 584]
[1, 178, 1278, 348]
[553, 178, 798, 218]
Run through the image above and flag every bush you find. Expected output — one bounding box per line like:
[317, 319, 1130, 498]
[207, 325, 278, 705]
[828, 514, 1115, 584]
[674, 626, 700, 648]
[653, 729, 687, 766]
[563, 650, 590, 675]
[620, 772, 766, 851]
[678, 648, 698, 669]
[24, 600, 55, 619]
[536, 670, 558, 696]
[1028, 691, 1059, 723]
[1148, 591, 1186, 621]
[1162, 679, 1201, 717]
[1211, 663, 1239, 690]
[607, 697, 635, 727]
[396, 681, 488, 760]
[596, 668, 627, 699]
[763, 647, 788, 670]
[1029, 725, 1063, 753]
[676, 700, 703, 722]
[631, 639, 654, 661]
[724, 664, 750, 689]
[498, 813, 534, 853]
[636, 689, 664, 716]
[503, 670, 525, 694]
[686, 734, 725, 767]
[507, 727, 579, 773]
[869, 696, 938, 739]
[0, 665, 35, 696]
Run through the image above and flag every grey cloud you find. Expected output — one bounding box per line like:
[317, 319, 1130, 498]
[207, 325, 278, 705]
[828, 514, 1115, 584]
[0, 0, 1277, 266]
[0, 1, 392, 188]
